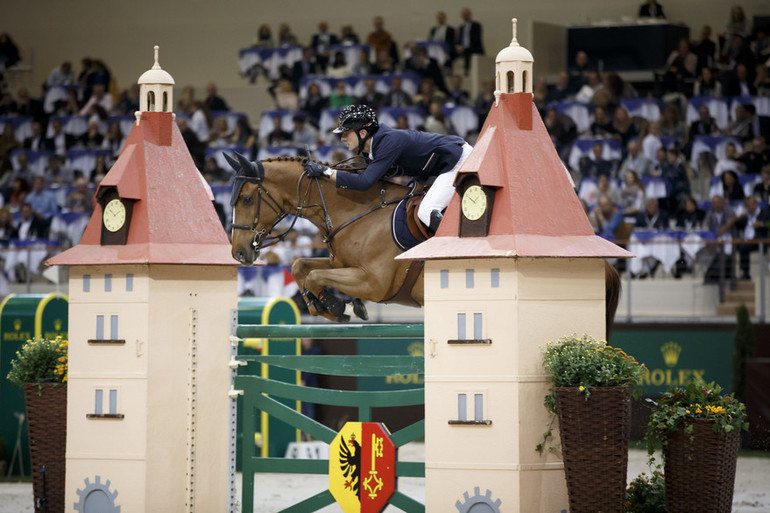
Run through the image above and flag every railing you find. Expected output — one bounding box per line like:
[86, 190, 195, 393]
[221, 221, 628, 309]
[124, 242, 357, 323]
[232, 323, 425, 513]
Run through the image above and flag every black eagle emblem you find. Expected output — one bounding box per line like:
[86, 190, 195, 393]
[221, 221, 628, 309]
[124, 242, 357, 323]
[339, 433, 361, 498]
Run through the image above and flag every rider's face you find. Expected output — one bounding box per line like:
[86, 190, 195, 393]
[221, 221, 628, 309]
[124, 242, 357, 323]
[340, 129, 360, 152]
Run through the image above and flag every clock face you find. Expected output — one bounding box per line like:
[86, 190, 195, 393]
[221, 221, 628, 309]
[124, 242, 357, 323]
[103, 198, 127, 232]
[461, 185, 487, 221]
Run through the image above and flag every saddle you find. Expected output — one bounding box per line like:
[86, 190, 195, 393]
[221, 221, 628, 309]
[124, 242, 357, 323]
[405, 194, 432, 242]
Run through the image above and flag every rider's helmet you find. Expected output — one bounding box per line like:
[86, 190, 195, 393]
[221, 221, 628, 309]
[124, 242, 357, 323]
[333, 105, 379, 154]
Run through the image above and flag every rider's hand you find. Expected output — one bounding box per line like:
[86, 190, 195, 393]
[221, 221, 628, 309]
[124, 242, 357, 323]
[304, 161, 329, 177]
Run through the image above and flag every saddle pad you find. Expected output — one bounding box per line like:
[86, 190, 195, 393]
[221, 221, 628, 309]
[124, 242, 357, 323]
[391, 198, 425, 251]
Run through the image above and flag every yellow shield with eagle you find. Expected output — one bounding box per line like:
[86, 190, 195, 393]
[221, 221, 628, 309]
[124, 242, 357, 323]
[329, 422, 397, 513]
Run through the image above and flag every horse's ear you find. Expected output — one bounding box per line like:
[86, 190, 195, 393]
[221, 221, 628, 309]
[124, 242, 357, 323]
[223, 152, 241, 173]
[235, 151, 263, 180]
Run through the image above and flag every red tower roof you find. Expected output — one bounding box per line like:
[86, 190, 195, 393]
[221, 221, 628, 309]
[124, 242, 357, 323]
[397, 93, 632, 261]
[47, 112, 237, 266]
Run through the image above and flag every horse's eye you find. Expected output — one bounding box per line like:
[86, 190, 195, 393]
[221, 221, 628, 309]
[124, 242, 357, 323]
[242, 196, 254, 206]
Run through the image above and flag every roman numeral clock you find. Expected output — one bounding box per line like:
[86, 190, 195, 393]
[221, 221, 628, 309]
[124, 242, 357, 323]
[457, 173, 496, 237]
[97, 186, 135, 245]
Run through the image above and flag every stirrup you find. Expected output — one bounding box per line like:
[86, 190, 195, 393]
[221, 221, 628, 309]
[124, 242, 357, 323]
[428, 209, 443, 234]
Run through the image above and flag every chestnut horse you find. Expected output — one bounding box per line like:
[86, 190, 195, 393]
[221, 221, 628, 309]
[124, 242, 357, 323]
[227, 155, 622, 331]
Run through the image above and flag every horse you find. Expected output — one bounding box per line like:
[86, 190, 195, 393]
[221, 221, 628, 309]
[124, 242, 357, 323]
[227, 154, 622, 333]
[227, 154, 424, 322]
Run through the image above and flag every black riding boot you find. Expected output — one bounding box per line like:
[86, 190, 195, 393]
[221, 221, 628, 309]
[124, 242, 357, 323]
[428, 209, 443, 234]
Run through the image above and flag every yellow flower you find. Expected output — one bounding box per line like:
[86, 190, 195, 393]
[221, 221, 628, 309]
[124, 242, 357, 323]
[579, 386, 585, 391]
[695, 407, 702, 414]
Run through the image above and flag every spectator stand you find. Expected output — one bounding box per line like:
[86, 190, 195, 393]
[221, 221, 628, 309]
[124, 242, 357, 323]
[729, 96, 770, 118]
[0, 115, 33, 142]
[259, 109, 299, 136]
[46, 114, 89, 138]
[378, 106, 425, 130]
[548, 101, 593, 134]
[10, 149, 53, 176]
[690, 135, 743, 170]
[49, 211, 91, 247]
[298, 72, 420, 101]
[1, 238, 61, 284]
[328, 43, 370, 71]
[708, 174, 764, 198]
[238, 46, 304, 81]
[567, 137, 622, 174]
[43, 85, 81, 114]
[211, 110, 248, 133]
[620, 98, 665, 123]
[65, 148, 110, 182]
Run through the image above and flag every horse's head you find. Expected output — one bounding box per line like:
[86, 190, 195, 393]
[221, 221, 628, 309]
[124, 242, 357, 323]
[226, 152, 287, 265]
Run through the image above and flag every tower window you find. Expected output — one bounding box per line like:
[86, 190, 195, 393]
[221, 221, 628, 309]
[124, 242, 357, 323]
[457, 313, 466, 340]
[109, 389, 118, 415]
[94, 389, 103, 415]
[126, 273, 134, 292]
[110, 315, 119, 339]
[83, 275, 90, 292]
[449, 312, 491, 345]
[96, 315, 104, 339]
[449, 391, 492, 426]
[162, 91, 169, 111]
[440, 269, 449, 289]
[457, 393, 467, 422]
[522, 70, 529, 92]
[507, 71, 515, 93]
[104, 274, 112, 292]
[491, 269, 500, 288]
[465, 269, 474, 288]
[147, 91, 156, 111]
[87, 387, 124, 419]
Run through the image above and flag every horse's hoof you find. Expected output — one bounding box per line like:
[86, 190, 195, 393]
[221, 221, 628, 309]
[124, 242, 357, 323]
[336, 314, 351, 323]
[352, 299, 368, 321]
[318, 289, 345, 318]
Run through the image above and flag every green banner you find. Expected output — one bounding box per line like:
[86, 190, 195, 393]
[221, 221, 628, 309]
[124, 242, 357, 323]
[612, 328, 735, 396]
[357, 338, 424, 391]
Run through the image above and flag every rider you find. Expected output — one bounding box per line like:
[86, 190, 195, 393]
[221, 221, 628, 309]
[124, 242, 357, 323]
[303, 104, 473, 232]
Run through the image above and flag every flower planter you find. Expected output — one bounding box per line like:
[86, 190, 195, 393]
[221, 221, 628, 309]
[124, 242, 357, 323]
[556, 386, 631, 513]
[23, 383, 67, 513]
[663, 418, 740, 513]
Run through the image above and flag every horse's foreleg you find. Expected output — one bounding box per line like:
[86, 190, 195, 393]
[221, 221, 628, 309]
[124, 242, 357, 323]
[292, 258, 335, 315]
[304, 267, 385, 322]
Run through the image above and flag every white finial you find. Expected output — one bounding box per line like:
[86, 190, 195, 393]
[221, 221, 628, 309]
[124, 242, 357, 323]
[511, 18, 518, 45]
[153, 45, 161, 70]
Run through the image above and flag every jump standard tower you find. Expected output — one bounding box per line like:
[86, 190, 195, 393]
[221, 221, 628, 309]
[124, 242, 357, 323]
[47, 47, 238, 512]
[398, 19, 632, 513]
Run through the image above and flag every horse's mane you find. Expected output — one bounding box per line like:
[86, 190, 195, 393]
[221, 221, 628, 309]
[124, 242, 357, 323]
[262, 155, 367, 172]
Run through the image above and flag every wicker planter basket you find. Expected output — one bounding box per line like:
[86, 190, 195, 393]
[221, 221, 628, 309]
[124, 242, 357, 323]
[555, 386, 631, 513]
[23, 383, 67, 513]
[663, 418, 740, 513]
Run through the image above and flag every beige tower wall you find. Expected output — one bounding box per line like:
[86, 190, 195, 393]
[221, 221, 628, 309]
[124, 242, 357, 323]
[64, 264, 236, 512]
[423, 257, 605, 513]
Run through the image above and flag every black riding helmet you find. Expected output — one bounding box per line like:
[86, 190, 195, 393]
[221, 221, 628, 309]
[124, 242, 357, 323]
[333, 104, 379, 154]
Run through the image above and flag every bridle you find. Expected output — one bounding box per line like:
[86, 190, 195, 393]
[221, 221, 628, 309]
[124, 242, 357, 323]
[231, 158, 421, 259]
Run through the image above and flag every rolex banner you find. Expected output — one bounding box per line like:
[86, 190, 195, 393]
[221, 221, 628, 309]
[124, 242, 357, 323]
[612, 327, 734, 396]
[329, 422, 397, 513]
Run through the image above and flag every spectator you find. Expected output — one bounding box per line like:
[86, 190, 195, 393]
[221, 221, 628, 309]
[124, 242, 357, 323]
[456, 7, 484, 75]
[369, 49, 397, 75]
[112, 83, 140, 115]
[687, 105, 719, 141]
[291, 47, 318, 91]
[446, 75, 470, 106]
[328, 80, 353, 108]
[725, 63, 756, 96]
[356, 78, 385, 110]
[720, 169, 746, 201]
[0, 33, 21, 69]
[413, 78, 446, 113]
[590, 106, 616, 138]
[7, 177, 30, 211]
[383, 76, 412, 108]
[585, 172, 620, 206]
[612, 106, 638, 146]
[574, 70, 603, 103]
[753, 165, 770, 201]
[277, 23, 298, 47]
[76, 119, 104, 149]
[724, 35, 756, 77]
[290, 114, 318, 147]
[693, 25, 717, 72]
[0, 91, 16, 116]
[714, 141, 743, 176]
[65, 177, 93, 213]
[568, 51, 594, 93]
[661, 38, 697, 94]
[23, 121, 52, 152]
[253, 25, 273, 48]
[89, 153, 111, 184]
[620, 140, 653, 179]
[188, 101, 212, 143]
[47, 117, 76, 157]
[46, 61, 74, 87]
[14, 202, 49, 241]
[102, 120, 125, 164]
[230, 117, 257, 149]
[428, 11, 456, 69]
[423, 101, 450, 135]
[636, 198, 670, 233]
[580, 142, 615, 178]
[42, 154, 74, 184]
[703, 195, 737, 282]
[14, 87, 45, 122]
[659, 104, 686, 145]
[311, 22, 339, 73]
[59, 88, 82, 116]
[593, 194, 624, 240]
[693, 66, 723, 97]
[638, 0, 665, 19]
[79, 83, 113, 117]
[263, 116, 292, 147]
[720, 5, 751, 57]
[394, 114, 410, 130]
[675, 195, 705, 230]
[619, 169, 646, 215]
[208, 117, 231, 147]
[0, 123, 20, 160]
[1, 151, 32, 190]
[544, 107, 577, 162]
[176, 118, 204, 169]
[367, 16, 396, 62]
[754, 63, 770, 96]
[738, 136, 770, 174]
[202, 156, 228, 185]
[661, 147, 691, 209]
[301, 83, 329, 128]
[326, 51, 353, 78]
[547, 72, 573, 104]
[405, 43, 448, 94]
[339, 25, 360, 45]
[26, 176, 59, 222]
[753, 25, 770, 63]
[475, 79, 495, 126]
[735, 196, 770, 280]
[0, 207, 14, 241]
[726, 103, 757, 142]
[352, 48, 371, 76]
[205, 82, 229, 112]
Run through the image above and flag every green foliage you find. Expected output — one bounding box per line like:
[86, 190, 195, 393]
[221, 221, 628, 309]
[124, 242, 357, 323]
[645, 380, 749, 455]
[6, 338, 68, 387]
[625, 467, 666, 513]
[542, 334, 646, 414]
[731, 304, 755, 401]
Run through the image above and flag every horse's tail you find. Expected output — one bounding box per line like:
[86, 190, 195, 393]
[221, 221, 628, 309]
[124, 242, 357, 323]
[605, 260, 621, 340]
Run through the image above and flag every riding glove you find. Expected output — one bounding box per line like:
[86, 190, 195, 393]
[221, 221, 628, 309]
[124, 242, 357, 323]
[304, 161, 331, 177]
